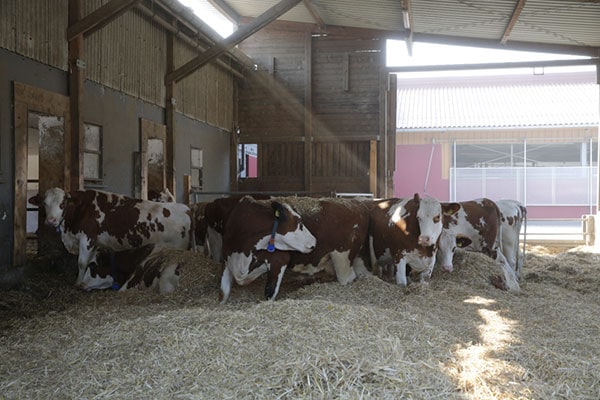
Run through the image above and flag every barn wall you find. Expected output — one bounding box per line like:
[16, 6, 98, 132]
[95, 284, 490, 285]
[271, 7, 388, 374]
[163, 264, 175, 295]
[237, 27, 388, 195]
[0, 48, 69, 268]
[0, 0, 235, 131]
[0, 50, 230, 268]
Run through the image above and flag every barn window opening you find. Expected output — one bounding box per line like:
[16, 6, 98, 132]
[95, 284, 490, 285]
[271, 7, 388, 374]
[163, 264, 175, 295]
[238, 144, 258, 179]
[451, 139, 597, 207]
[191, 147, 203, 189]
[83, 123, 102, 184]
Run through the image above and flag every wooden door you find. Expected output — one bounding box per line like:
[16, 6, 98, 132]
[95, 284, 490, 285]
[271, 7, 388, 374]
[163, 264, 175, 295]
[138, 119, 167, 200]
[13, 83, 70, 266]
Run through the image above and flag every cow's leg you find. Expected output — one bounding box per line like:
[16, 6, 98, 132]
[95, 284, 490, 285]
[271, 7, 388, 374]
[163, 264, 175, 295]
[351, 256, 371, 278]
[330, 250, 356, 285]
[265, 264, 288, 301]
[220, 266, 234, 304]
[395, 258, 408, 286]
[75, 237, 95, 286]
[368, 236, 381, 278]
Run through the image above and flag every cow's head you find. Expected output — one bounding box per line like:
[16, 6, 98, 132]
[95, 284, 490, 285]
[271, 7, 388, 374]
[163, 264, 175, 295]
[436, 230, 473, 272]
[32, 187, 69, 227]
[414, 194, 460, 247]
[255, 201, 316, 253]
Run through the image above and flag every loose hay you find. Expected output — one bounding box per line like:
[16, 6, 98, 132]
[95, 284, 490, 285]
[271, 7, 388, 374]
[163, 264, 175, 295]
[1, 245, 600, 399]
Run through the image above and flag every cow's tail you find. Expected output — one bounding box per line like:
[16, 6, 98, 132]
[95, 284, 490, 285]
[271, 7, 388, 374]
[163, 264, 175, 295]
[520, 204, 527, 270]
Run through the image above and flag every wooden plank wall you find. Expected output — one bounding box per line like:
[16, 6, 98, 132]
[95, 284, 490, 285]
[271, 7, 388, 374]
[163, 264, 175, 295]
[237, 28, 386, 195]
[1, 0, 235, 131]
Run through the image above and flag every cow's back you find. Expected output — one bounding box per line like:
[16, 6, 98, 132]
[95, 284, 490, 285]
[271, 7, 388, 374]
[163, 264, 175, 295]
[65, 190, 192, 251]
[287, 197, 373, 267]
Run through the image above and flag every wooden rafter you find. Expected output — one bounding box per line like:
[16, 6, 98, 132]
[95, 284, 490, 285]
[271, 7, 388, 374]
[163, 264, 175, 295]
[208, 0, 241, 24]
[401, 0, 414, 55]
[165, 0, 302, 84]
[66, 0, 141, 41]
[501, 0, 527, 44]
[303, 0, 326, 31]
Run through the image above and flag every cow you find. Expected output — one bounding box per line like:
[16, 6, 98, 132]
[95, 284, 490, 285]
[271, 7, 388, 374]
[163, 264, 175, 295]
[220, 196, 317, 304]
[496, 199, 527, 279]
[29, 187, 194, 288]
[262, 197, 374, 300]
[436, 198, 520, 292]
[148, 187, 176, 203]
[192, 194, 272, 262]
[81, 244, 183, 293]
[369, 194, 460, 286]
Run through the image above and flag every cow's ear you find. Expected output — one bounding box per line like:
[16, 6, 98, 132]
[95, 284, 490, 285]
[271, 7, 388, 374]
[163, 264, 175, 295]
[28, 194, 41, 206]
[413, 193, 421, 204]
[456, 237, 472, 248]
[271, 201, 286, 222]
[442, 202, 461, 216]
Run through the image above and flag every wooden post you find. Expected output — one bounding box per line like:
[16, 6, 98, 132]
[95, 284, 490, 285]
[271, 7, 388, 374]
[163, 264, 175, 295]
[165, 33, 176, 195]
[370, 140, 378, 196]
[68, 0, 84, 191]
[304, 31, 313, 192]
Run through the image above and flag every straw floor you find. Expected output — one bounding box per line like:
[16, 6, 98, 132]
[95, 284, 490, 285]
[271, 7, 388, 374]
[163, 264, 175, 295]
[1, 244, 599, 399]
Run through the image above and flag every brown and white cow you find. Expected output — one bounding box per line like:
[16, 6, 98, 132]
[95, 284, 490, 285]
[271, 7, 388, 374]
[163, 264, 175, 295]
[369, 194, 460, 286]
[262, 197, 374, 300]
[30, 187, 194, 288]
[436, 198, 520, 292]
[496, 199, 527, 279]
[148, 187, 176, 203]
[192, 194, 272, 262]
[220, 196, 317, 304]
[82, 244, 183, 293]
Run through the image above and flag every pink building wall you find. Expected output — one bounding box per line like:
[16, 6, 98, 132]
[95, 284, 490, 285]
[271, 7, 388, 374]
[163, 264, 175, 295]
[394, 144, 449, 201]
[393, 144, 595, 219]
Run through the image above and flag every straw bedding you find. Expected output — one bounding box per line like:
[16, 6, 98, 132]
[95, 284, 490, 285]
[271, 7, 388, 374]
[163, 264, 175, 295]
[1, 245, 600, 399]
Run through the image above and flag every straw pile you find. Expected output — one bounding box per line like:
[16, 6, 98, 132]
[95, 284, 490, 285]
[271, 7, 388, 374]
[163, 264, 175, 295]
[1, 245, 600, 399]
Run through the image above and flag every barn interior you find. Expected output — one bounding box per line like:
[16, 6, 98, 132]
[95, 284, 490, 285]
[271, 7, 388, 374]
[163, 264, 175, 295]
[1, 1, 600, 398]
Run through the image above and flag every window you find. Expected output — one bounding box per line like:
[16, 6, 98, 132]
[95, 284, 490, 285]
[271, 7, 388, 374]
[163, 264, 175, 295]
[83, 124, 102, 183]
[451, 139, 597, 206]
[191, 147, 203, 189]
[238, 143, 258, 178]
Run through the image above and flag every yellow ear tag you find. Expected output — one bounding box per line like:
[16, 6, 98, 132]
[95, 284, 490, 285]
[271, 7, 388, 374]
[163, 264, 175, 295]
[275, 210, 280, 218]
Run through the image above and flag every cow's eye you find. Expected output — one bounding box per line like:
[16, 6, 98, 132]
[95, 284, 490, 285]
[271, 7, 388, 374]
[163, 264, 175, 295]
[433, 215, 440, 223]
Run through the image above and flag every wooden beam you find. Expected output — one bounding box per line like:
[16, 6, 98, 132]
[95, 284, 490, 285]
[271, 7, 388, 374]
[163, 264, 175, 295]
[302, 0, 326, 31]
[165, 34, 176, 196]
[66, 0, 140, 41]
[412, 32, 599, 56]
[303, 32, 313, 192]
[208, 0, 240, 24]
[387, 57, 599, 73]
[68, 0, 84, 191]
[401, 0, 414, 56]
[501, 0, 527, 44]
[165, 0, 302, 84]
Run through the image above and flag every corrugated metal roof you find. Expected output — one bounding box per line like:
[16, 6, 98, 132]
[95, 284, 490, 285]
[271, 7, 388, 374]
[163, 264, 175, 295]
[218, 0, 600, 52]
[397, 81, 600, 130]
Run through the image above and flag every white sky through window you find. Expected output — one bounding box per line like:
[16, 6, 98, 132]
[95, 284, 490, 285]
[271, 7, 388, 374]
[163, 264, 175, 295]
[177, 0, 235, 38]
[387, 40, 594, 77]
[174, 2, 593, 78]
